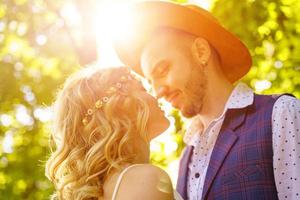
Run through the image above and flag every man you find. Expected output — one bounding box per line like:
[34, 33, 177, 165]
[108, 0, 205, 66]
[113, 1, 300, 199]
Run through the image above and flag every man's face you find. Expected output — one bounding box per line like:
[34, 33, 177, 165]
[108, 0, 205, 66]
[140, 32, 207, 118]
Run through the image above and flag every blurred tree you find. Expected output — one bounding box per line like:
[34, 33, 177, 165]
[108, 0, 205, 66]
[0, 0, 299, 199]
[211, 0, 300, 97]
[0, 0, 91, 199]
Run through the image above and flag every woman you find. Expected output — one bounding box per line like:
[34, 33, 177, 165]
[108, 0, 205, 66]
[45, 66, 183, 200]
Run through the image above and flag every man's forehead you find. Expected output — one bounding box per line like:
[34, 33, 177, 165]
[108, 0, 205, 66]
[140, 34, 171, 71]
[147, 32, 176, 48]
[140, 29, 195, 76]
[140, 46, 158, 77]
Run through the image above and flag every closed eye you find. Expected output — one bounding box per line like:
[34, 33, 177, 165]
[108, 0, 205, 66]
[152, 60, 170, 79]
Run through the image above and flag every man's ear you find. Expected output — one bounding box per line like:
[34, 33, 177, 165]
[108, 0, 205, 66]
[191, 37, 211, 67]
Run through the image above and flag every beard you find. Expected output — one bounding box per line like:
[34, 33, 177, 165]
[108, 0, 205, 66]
[181, 64, 207, 118]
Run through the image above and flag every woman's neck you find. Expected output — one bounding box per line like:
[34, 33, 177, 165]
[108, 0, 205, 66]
[131, 137, 150, 163]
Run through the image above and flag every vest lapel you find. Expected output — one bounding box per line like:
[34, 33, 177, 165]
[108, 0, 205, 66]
[176, 145, 193, 199]
[201, 108, 247, 199]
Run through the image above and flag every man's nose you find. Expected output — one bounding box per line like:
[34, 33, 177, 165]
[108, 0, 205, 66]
[150, 79, 169, 98]
[155, 86, 169, 99]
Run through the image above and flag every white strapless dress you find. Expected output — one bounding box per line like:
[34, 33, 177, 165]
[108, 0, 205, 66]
[111, 164, 184, 200]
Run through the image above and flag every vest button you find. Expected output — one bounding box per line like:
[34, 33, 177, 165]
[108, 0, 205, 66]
[195, 172, 200, 178]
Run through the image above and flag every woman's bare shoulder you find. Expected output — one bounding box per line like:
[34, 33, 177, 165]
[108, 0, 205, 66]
[115, 164, 174, 200]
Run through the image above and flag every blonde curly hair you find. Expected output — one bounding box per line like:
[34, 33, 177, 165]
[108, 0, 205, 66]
[45, 67, 150, 199]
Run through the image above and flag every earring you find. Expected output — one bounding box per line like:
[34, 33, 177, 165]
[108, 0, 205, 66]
[200, 60, 207, 67]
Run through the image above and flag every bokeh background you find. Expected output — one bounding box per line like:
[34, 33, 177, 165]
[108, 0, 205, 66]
[0, 0, 299, 199]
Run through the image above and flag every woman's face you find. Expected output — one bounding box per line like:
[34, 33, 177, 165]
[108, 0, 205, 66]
[134, 80, 170, 140]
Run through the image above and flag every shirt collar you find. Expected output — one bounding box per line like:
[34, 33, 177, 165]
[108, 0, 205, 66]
[183, 82, 254, 145]
[225, 82, 254, 109]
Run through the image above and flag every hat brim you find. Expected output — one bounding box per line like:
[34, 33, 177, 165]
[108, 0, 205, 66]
[113, 1, 252, 82]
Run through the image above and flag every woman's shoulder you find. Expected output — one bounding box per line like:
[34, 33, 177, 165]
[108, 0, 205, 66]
[123, 164, 172, 190]
[115, 164, 174, 200]
[126, 164, 169, 178]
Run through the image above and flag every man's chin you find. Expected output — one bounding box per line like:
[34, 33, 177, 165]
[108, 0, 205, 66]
[181, 106, 198, 118]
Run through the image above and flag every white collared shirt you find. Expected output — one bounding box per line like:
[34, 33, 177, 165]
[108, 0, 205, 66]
[185, 83, 300, 200]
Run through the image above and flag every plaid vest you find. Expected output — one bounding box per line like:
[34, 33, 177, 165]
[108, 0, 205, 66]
[176, 94, 281, 200]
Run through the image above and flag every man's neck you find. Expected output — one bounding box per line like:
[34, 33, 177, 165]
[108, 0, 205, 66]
[198, 76, 234, 130]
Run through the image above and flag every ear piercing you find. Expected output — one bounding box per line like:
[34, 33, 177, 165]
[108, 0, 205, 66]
[200, 60, 207, 67]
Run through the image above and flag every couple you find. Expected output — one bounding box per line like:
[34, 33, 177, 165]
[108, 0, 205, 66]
[46, 1, 300, 200]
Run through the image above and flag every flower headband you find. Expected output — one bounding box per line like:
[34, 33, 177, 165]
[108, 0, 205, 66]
[82, 69, 134, 126]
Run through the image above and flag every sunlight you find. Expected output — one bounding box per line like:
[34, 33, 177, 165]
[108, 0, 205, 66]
[9, 40, 21, 53]
[255, 80, 272, 92]
[94, 0, 213, 67]
[95, 2, 136, 42]
[189, 0, 214, 10]
[0, 114, 13, 127]
[166, 159, 180, 187]
[33, 106, 53, 122]
[60, 2, 81, 26]
[95, 1, 137, 67]
[36, 34, 47, 46]
[3, 131, 13, 154]
[0, 21, 5, 31]
[15, 104, 34, 126]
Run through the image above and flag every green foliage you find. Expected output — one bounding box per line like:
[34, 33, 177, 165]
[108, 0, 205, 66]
[0, 0, 80, 199]
[211, 0, 300, 97]
[0, 0, 299, 199]
[150, 109, 186, 165]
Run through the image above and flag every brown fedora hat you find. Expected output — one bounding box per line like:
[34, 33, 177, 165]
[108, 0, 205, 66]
[113, 1, 252, 82]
